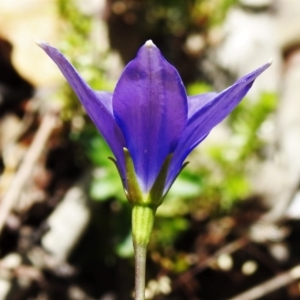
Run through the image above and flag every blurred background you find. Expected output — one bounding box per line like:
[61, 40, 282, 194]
[0, 0, 300, 299]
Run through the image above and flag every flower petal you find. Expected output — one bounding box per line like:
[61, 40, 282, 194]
[165, 62, 272, 192]
[95, 91, 113, 114]
[38, 42, 126, 180]
[113, 41, 188, 192]
[188, 92, 218, 119]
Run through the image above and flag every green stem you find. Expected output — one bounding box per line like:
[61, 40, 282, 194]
[132, 205, 155, 300]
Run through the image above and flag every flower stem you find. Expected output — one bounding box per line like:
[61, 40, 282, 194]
[132, 205, 155, 300]
[134, 244, 147, 300]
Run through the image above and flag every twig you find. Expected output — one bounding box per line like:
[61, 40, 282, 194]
[228, 264, 300, 300]
[0, 111, 58, 235]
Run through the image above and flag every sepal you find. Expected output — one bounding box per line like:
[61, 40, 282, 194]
[148, 154, 173, 207]
[124, 149, 173, 209]
[124, 148, 143, 205]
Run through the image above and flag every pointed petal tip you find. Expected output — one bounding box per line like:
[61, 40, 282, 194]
[237, 60, 272, 85]
[36, 40, 48, 48]
[261, 58, 273, 72]
[267, 57, 273, 66]
[259, 59, 272, 72]
[145, 40, 156, 48]
[254, 60, 272, 75]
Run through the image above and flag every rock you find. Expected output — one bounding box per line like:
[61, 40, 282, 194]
[0, 0, 59, 86]
[215, 6, 282, 99]
[1, 253, 22, 269]
[275, 0, 300, 51]
[253, 48, 300, 222]
[42, 172, 91, 261]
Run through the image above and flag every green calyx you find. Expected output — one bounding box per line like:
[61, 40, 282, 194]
[132, 205, 155, 247]
[123, 148, 173, 209]
[123, 148, 144, 205]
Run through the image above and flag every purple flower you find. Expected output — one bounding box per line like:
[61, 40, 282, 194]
[38, 40, 270, 205]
